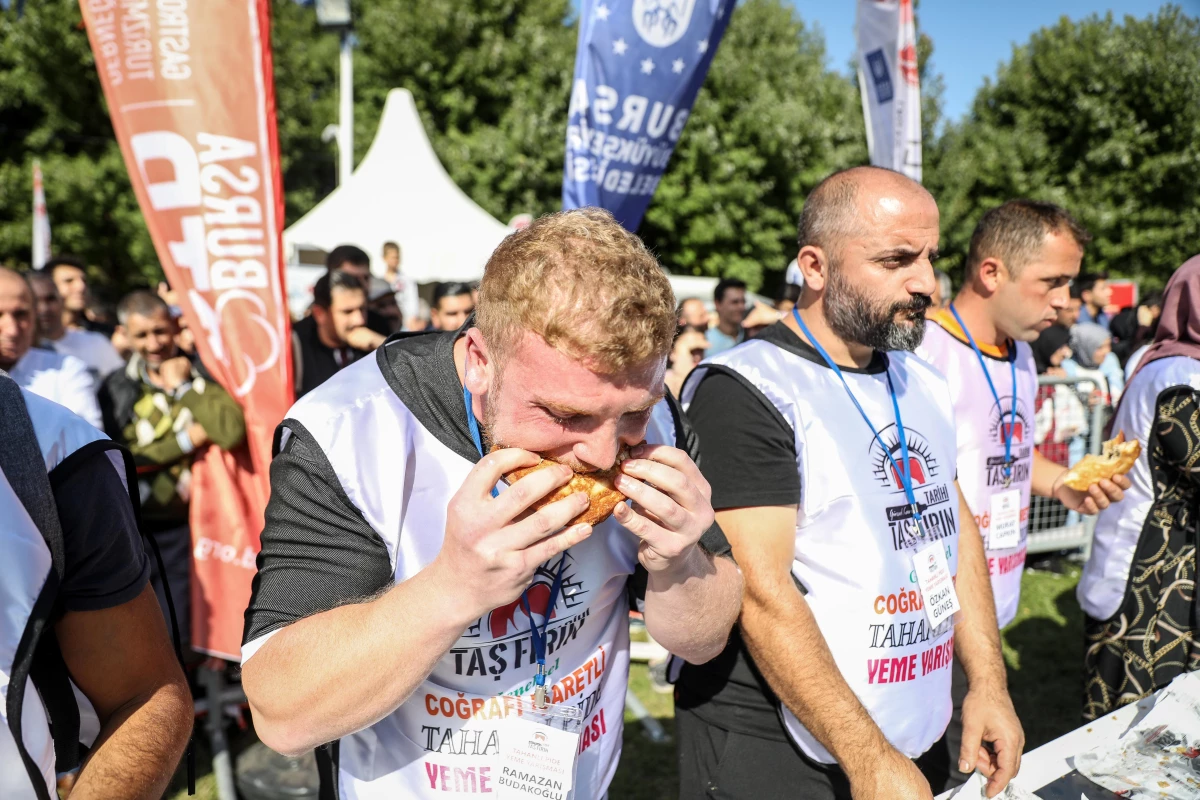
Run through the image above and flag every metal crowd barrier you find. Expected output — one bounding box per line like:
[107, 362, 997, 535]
[1027, 374, 1111, 557]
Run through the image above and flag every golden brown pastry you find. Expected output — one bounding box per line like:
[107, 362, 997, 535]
[500, 444, 637, 527]
[1062, 431, 1141, 491]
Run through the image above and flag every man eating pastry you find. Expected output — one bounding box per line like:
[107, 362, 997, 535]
[241, 208, 742, 799]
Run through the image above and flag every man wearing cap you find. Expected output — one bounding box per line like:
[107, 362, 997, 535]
[368, 276, 403, 334]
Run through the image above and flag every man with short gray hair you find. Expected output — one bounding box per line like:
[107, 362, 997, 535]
[99, 289, 246, 647]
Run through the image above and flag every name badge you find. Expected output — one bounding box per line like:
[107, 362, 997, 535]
[913, 541, 961, 629]
[494, 698, 582, 799]
[988, 489, 1022, 551]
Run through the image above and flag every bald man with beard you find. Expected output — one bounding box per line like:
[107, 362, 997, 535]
[676, 167, 1022, 800]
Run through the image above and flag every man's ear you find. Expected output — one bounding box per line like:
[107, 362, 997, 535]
[796, 245, 829, 293]
[975, 257, 1007, 295]
[463, 328, 492, 396]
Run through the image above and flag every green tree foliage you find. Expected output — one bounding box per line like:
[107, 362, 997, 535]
[0, 0, 158, 297]
[926, 6, 1200, 285]
[3, 1, 1194, 300]
[351, 0, 578, 223]
[1, 0, 868, 296]
[640, 0, 866, 291]
[271, 1, 341, 224]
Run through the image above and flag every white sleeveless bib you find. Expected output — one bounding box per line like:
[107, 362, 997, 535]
[684, 339, 961, 763]
[1, 391, 107, 799]
[917, 321, 1038, 628]
[243, 355, 685, 799]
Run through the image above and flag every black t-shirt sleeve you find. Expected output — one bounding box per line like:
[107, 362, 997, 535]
[674, 369, 801, 741]
[53, 450, 150, 613]
[686, 369, 801, 510]
[243, 422, 395, 646]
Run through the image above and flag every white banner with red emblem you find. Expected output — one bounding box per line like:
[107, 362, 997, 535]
[78, 0, 292, 659]
[856, 0, 922, 182]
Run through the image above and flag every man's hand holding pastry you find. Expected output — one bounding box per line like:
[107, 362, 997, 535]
[1052, 433, 1138, 515]
[612, 443, 716, 575]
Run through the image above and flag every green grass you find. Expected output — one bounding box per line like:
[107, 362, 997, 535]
[169, 565, 1085, 799]
[610, 661, 679, 799]
[1002, 562, 1087, 750]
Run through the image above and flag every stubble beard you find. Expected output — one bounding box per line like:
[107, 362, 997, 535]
[824, 264, 931, 353]
[480, 369, 501, 452]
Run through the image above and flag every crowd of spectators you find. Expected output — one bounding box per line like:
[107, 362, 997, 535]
[5, 226, 1189, 800]
[1026, 272, 1166, 535]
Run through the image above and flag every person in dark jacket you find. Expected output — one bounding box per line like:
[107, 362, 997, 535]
[291, 270, 375, 398]
[98, 290, 246, 649]
[326, 244, 394, 338]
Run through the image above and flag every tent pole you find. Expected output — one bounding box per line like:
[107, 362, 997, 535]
[338, 30, 354, 185]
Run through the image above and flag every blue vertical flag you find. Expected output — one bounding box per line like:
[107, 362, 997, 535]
[563, 0, 735, 231]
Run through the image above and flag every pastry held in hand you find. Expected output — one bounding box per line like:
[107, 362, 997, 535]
[1062, 431, 1141, 491]
[498, 444, 638, 527]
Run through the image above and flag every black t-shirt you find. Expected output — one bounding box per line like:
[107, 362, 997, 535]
[366, 309, 393, 337]
[51, 449, 150, 613]
[292, 315, 371, 399]
[676, 322, 888, 741]
[688, 368, 802, 510]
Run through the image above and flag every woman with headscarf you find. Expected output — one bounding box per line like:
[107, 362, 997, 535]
[1068, 322, 1126, 404]
[1033, 325, 1072, 375]
[1077, 255, 1200, 718]
[1032, 326, 1087, 466]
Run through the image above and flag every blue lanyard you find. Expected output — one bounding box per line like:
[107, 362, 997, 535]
[948, 304, 1017, 486]
[462, 385, 565, 705]
[791, 309, 926, 533]
[464, 386, 500, 499]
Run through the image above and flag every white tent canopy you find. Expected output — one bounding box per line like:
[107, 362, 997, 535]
[283, 88, 511, 283]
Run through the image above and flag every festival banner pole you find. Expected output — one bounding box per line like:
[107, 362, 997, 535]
[78, 0, 292, 659]
[32, 160, 51, 270]
[856, 0, 922, 181]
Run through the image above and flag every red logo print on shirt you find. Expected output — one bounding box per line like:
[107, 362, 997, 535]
[871, 424, 940, 492]
[488, 582, 555, 639]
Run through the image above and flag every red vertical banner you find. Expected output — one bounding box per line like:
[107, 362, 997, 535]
[79, 0, 292, 659]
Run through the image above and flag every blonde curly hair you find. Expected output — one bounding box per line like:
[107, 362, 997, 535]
[476, 208, 676, 374]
